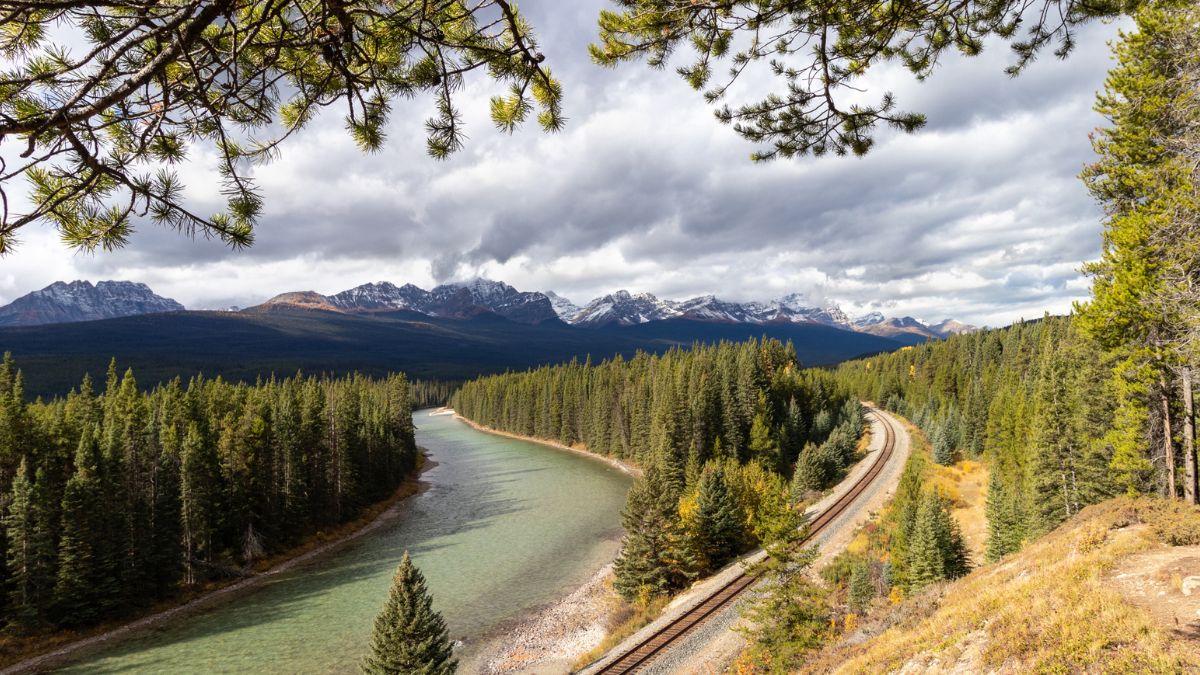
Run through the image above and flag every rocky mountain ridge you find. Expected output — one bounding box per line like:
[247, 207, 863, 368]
[1, 278, 977, 340]
[0, 281, 184, 327]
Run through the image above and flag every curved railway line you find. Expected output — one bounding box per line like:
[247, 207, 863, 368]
[588, 406, 900, 674]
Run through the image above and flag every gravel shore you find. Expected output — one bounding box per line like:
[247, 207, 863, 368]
[469, 564, 621, 674]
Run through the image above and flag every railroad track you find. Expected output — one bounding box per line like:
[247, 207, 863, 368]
[589, 406, 899, 675]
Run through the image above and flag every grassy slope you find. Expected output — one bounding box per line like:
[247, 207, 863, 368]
[805, 497, 1200, 673]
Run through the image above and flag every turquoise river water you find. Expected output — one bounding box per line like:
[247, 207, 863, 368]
[59, 411, 632, 673]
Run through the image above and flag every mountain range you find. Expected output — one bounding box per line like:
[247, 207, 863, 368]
[0, 279, 979, 396]
[243, 280, 974, 343]
[0, 278, 975, 342]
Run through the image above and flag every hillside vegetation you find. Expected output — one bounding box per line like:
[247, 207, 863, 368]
[801, 497, 1200, 673]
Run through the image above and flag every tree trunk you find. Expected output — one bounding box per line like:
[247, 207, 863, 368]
[1161, 373, 1177, 499]
[1184, 367, 1197, 504]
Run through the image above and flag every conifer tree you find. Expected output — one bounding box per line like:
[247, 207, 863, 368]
[686, 466, 747, 574]
[930, 492, 970, 580]
[5, 460, 54, 631]
[747, 409, 782, 471]
[932, 423, 954, 466]
[848, 560, 874, 611]
[905, 491, 969, 592]
[790, 442, 826, 497]
[906, 495, 946, 592]
[740, 537, 828, 669]
[1028, 333, 1101, 533]
[150, 438, 183, 597]
[985, 470, 1024, 562]
[180, 423, 217, 585]
[613, 465, 691, 602]
[1079, 0, 1200, 503]
[361, 552, 456, 675]
[54, 434, 104, 626]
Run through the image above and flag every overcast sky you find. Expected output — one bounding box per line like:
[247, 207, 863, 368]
[0, 4, 1126, 327]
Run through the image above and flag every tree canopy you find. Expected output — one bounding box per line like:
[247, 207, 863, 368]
[0, 0, 562, 253]
[591, 0, 1132, 159]
[0, 0, 1135, 254]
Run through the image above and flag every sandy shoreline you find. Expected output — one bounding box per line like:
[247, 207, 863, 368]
[1, 451, 437, 675]
[445, 409, 642, 478]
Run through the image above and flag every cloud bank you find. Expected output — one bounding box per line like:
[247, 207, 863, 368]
[0, 3, 1124, 326]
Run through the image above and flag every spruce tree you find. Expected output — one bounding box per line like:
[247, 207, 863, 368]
[54, 435, 103, 626]
[930, 491, 970, 580]
[180, 423, 216, 585]
[747, 409, 781, 470]
[1079, 0, 1200, 503]
[848, 560, 874, 611]
[932, 423, 954, 466]
[741, 542, 828, 670]
[985, 469, 1029, 562]
[613, 465, 691, 602]
[790, 442, 826, 497]
[1028, 336, 1089, 533]
[5, 460, 54, 632]
[687, 466, 747, 573]
[905, 494, 946, 592]
[361, 552, 456, 675]
[906, 491, 970, 591]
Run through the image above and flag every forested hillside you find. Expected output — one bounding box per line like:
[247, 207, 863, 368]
[0, 355, 419, 637]
[454, 339, 870, 599]
[833, 316, 1121, 560]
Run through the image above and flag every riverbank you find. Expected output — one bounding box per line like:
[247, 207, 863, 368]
[448, 409, 642, 478]
[468, 563, 622, 674]
[445, 409, 641, 673]
[0, 451, 436, 674]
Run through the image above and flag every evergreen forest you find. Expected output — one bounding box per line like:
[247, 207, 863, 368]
[0, 356, 419, 635]
[453, 338, 869, 600]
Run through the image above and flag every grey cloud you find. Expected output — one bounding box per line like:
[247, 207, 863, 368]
[1, 1, 1123, 326]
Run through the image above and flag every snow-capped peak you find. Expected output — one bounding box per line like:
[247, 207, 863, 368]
[544, 291, 582, 321]
[0, 280, 184, 327]
[852, 311, 886, 327]
[571, 290, 682, 326]
[446, 277, 519, 305]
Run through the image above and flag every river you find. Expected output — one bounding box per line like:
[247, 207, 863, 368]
[58, 411, 632, 673]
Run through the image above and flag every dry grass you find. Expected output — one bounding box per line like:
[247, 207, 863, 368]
[801, 497, 1200, 674]
[927, 459, 989, 560]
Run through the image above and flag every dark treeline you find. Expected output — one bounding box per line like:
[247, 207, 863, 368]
[409, 379, 459, 410]
[453, 338, 865, 601]
[0, 355, 418, 634]
[834, 316, 1118, 561]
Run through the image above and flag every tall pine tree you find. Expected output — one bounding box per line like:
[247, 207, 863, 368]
[361, 552, 456, 675]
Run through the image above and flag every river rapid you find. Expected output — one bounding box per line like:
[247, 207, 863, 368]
[59, 410, 632, 674]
